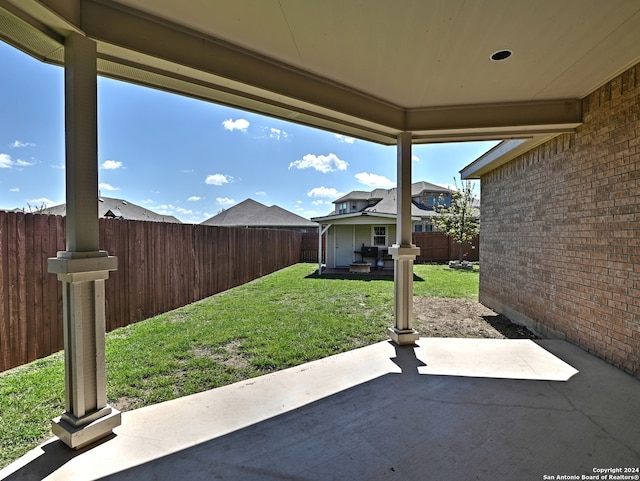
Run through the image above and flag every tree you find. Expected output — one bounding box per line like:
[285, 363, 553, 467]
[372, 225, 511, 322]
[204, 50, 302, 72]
[432, 179, 479, 263]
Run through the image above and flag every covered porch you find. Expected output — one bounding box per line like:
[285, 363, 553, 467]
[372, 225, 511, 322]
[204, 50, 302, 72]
[1, 0, 639, 469]
[2, 338, 639, 480]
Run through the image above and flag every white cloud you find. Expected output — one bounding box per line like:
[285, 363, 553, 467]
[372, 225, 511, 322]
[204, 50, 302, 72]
[296, 207, 319, 218]
[222, 118, 250, 132]
[9, 187, 19, 192]
[216, 197, 235, 206]
[205, 174, 233, 185]
[412, 155, 420, 162]
[187, 196, 202, 201]
[102, 160, 123, 170]
[311, 199, 331, 206]
[255, 191, 266, 196]
[307, 186, 345, 198]
[10, 140, 35, 148]
[98, 182, 119, 191]
[181, 169, 194, 173]
[289, 153, 348, 173]
[269, 127, 290, 141]
[355, 172, 395, 189]
[0, 153, 34, 169]
[0, 154, 12, 168]
[155, 204, 175, 214]
[51, 164, 65, 170]
[27, 197, 56, 208]
[148, 203, 210, 223]
[334, 134, 355, 144]
[141, 199, 154, 204]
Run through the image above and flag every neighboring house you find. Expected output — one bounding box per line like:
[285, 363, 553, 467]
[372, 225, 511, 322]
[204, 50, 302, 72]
[202, 198, 318, 232]
[46, 197, 182, 223]
[312, 181, 460, 269]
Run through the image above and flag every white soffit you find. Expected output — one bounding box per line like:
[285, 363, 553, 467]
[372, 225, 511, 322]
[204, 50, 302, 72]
[1, 0, 640, 144]
[110, 0, 640, 107]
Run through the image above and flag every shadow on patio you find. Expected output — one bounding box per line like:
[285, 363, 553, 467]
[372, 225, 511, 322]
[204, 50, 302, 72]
[2, 339, 639, 480]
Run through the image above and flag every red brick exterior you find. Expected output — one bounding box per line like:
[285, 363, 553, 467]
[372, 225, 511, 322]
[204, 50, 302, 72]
[479, 63, 640, 378]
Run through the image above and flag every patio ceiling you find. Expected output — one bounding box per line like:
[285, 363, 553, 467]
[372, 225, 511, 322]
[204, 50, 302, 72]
[1, 0, 640, 144]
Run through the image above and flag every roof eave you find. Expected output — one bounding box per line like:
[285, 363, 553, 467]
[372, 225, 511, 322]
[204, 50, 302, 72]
[460, 134, 563, 179]
[312, 212, 420, 223]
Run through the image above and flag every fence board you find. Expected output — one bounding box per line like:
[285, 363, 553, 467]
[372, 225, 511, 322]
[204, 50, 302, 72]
[0, 212, 9, 371]
[33, 215, 47, 359]
[24, 215, 35, 362]
[12, 214, 26, 367]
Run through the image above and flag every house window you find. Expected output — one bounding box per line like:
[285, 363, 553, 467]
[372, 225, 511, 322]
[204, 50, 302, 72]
[372, 226, 387, 246]
[414, 223, 423, 232]
[337, 202, 348, 215]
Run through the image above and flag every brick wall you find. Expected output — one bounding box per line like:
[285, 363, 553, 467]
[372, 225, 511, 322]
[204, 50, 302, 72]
[479, 63, 640, 378]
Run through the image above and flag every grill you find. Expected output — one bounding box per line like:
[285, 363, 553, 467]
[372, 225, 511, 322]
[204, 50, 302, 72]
[361, 246, 378, 257]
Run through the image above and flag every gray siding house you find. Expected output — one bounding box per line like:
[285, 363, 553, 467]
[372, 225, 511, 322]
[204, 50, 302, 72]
[312, 181, 456, 269]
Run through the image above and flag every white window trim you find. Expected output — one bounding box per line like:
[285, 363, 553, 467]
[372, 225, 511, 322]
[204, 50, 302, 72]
[372, 225, 387, 246]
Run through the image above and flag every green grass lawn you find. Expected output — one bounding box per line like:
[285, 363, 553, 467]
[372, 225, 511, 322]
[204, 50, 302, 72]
[0, 262, 478, 469]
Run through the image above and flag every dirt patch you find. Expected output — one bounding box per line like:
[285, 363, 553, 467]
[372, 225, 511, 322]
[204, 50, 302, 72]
[192, 339, 251, 369]
[413, 297, 539, 339]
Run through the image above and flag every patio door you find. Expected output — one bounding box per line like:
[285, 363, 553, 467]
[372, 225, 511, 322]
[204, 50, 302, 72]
[335, 226, 354, 267]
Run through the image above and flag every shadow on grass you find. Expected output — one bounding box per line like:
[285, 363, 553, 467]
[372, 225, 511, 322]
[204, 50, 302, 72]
[305, 270, 424, 282]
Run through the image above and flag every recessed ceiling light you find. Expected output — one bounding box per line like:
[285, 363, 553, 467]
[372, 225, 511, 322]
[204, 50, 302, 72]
[490, 49, 512, 61]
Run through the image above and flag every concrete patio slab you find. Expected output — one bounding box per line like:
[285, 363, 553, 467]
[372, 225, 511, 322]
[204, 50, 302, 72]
[2, 338, 639, 481]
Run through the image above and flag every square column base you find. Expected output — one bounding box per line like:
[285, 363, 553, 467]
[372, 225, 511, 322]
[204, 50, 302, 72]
[52, 408, 121, 449]
[387, 327, 419, 345]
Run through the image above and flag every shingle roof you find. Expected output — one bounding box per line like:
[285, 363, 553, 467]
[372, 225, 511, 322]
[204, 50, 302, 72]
[46, 197, 182, 223]
[323, 181, 459, 218]
[411, 181, 452, 195]
[201, 199, 318, 229]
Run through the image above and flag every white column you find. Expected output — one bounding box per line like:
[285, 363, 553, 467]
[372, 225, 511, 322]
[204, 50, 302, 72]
[317, 226, 323, 275]
[388, 132, 420, 345]
[47, 32, 120, 449]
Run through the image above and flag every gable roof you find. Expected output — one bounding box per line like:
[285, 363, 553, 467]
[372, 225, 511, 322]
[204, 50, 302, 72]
[411, 181, 451, 196]
[46, 197, 182, 223]
[201, 199, 318, 229]
[336, 182, 450, 204]
[313, 182, 456, 222]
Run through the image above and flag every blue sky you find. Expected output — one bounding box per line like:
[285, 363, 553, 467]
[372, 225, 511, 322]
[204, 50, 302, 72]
[0, 40, 498, 224]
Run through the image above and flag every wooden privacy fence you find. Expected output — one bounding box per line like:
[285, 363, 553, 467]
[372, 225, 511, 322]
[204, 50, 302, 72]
[0, 213, 65, 374]
[300, 232, 322, 263]
[413, 232, 479, 263]
[0, 211, 302, 372]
